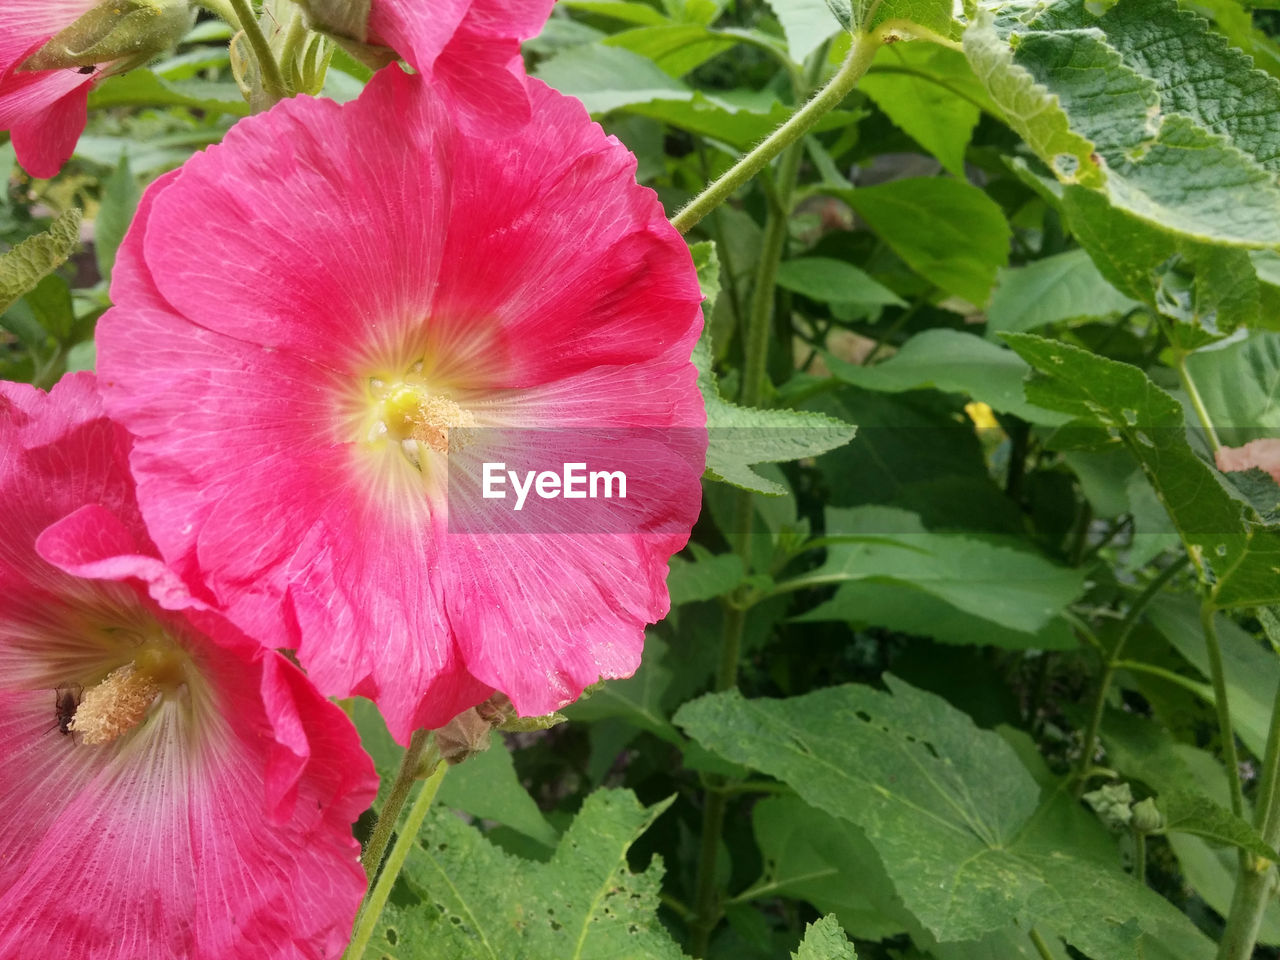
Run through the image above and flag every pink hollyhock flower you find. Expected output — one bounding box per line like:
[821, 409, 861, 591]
[0, 373, 376, 958]
[0, 0, 190, 178]
[97, 66, 706, 744]
[1216, 438, 1280, 484]
[366, 0, 554, 134]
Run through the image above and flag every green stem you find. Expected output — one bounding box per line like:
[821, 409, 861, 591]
[1175, 350, 1222, 453]
[669, 31, 881, 235]
[1029, 927, 1056, 960]
[1108, 660, 1216, 700]
[1074, 560, 1187, 795]
[361, 729, 432, 885]
[228, 0, 288, 105]
[1216, 661, 1280, 960]
[1201, 600, 1246, 820]
[1133, 829, 1147, 884]
[196, 0, 241, 28]
[345, 757, 447, 960]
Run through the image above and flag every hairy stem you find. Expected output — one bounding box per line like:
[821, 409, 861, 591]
[360, 729, 433, 884]
[670, 31, 881, 235]
[228, 0, 288, 105]
[345, 755, 447, 960]
[1029, 928, 1056, 960]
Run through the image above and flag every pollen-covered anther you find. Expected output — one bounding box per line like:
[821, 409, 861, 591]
[69, 663, 161, 745]
[412, 395, 476, 454]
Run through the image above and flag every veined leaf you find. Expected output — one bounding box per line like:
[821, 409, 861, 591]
[675, 678, 1215, 958]
[969, 0, 1280, 248]
[793, 916, 859, 959]
[986, 249, 1141, 335]
[372, 790, 687, 959]
[0, 210, 82, 317]
[1005, 333, 1280, 608]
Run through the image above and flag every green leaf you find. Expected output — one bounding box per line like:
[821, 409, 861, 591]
[603, 24, 737, 77]
[535, 44, 691, 113]
[971, 0, 1280, 248]
[1146, 595, 1280, 758]
[668, 552, 745, 606]
[0, 210, 82, 316]
[986, 249, 1140, 335]
[22, 274, 76, 343]
[795, 579, 1079, 650]
[88, 69, 249, 116]
[695, 327, 856, 495]
[373, 790, 688, 960]
[560, 0, 672, 25]
[860, 45, 983, 177]
[436, 731, 560, 850]
[793, 915, 858, 960]
[845, 178, 1010, 306]
[761, 0, 843, 61]
[94, 156, 140, 284]
[1158, 791, 1279, 861]
[824, 329, 1067, 424]
[1004, 333, 1280, 608]
[790, 505, 1086, 633]
[775, 256, 905, 306]
[963, 11, 1103, 187]
[1184, 331, 1280, 446]
[675, 678, 1215, 958]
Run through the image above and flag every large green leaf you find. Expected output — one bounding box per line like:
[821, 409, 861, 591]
[824, 329, 1067, 424]
[762, 0, 844, 61]
[775, 256, 905, 307]
[787, 505, 1086, 633]
[968, 0, 1280, 249]
[845, 177, 1010, 306]
[675, 678, 1215, 958]
[985, 249, 1140, 335]
[372, 790, 687, 959]
[795, 579, 1078, 650]
[1005, 333, 1280, 608]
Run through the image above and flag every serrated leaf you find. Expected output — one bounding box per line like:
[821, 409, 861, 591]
[972, 0, 1280, 248]
[695, 328, 856, 495]
[675, 678, 1215, 958]
[1004, 333, 1280, 608]
[435, 732, 560, 849]
[824, 329, 1067, 423]
[963, 11, 1104, 186]
[788, 505, 1086, 632]
[860, 45, 983, 177]
[793, 915, 858, 959]
[0, 210, 82, 316]
[603, 24, 737, 77]
[844, 177, 1010, 306]
[986, 248, 1141, 335]
[373, 789, 687, 960]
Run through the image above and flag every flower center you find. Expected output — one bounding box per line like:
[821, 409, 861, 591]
[366, 378, 476, 467]
[68, 641, 188, 745]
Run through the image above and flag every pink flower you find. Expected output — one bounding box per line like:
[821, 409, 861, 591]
[367, 0, 554, 134]
[0, 373, 376, 958]
[0, 0, 102, 178]
[97, 66, 706, 744]
[1216, 438, 1280, 484]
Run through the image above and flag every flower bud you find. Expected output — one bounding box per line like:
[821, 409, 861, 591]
[20, 0, 194, 73]
[1083, 782, 1134, 833]
[1130, 797, 1165, 835]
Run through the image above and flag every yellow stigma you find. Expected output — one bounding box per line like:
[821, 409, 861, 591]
[69, 642, 187, 745]
[370, 381, 475, 459]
